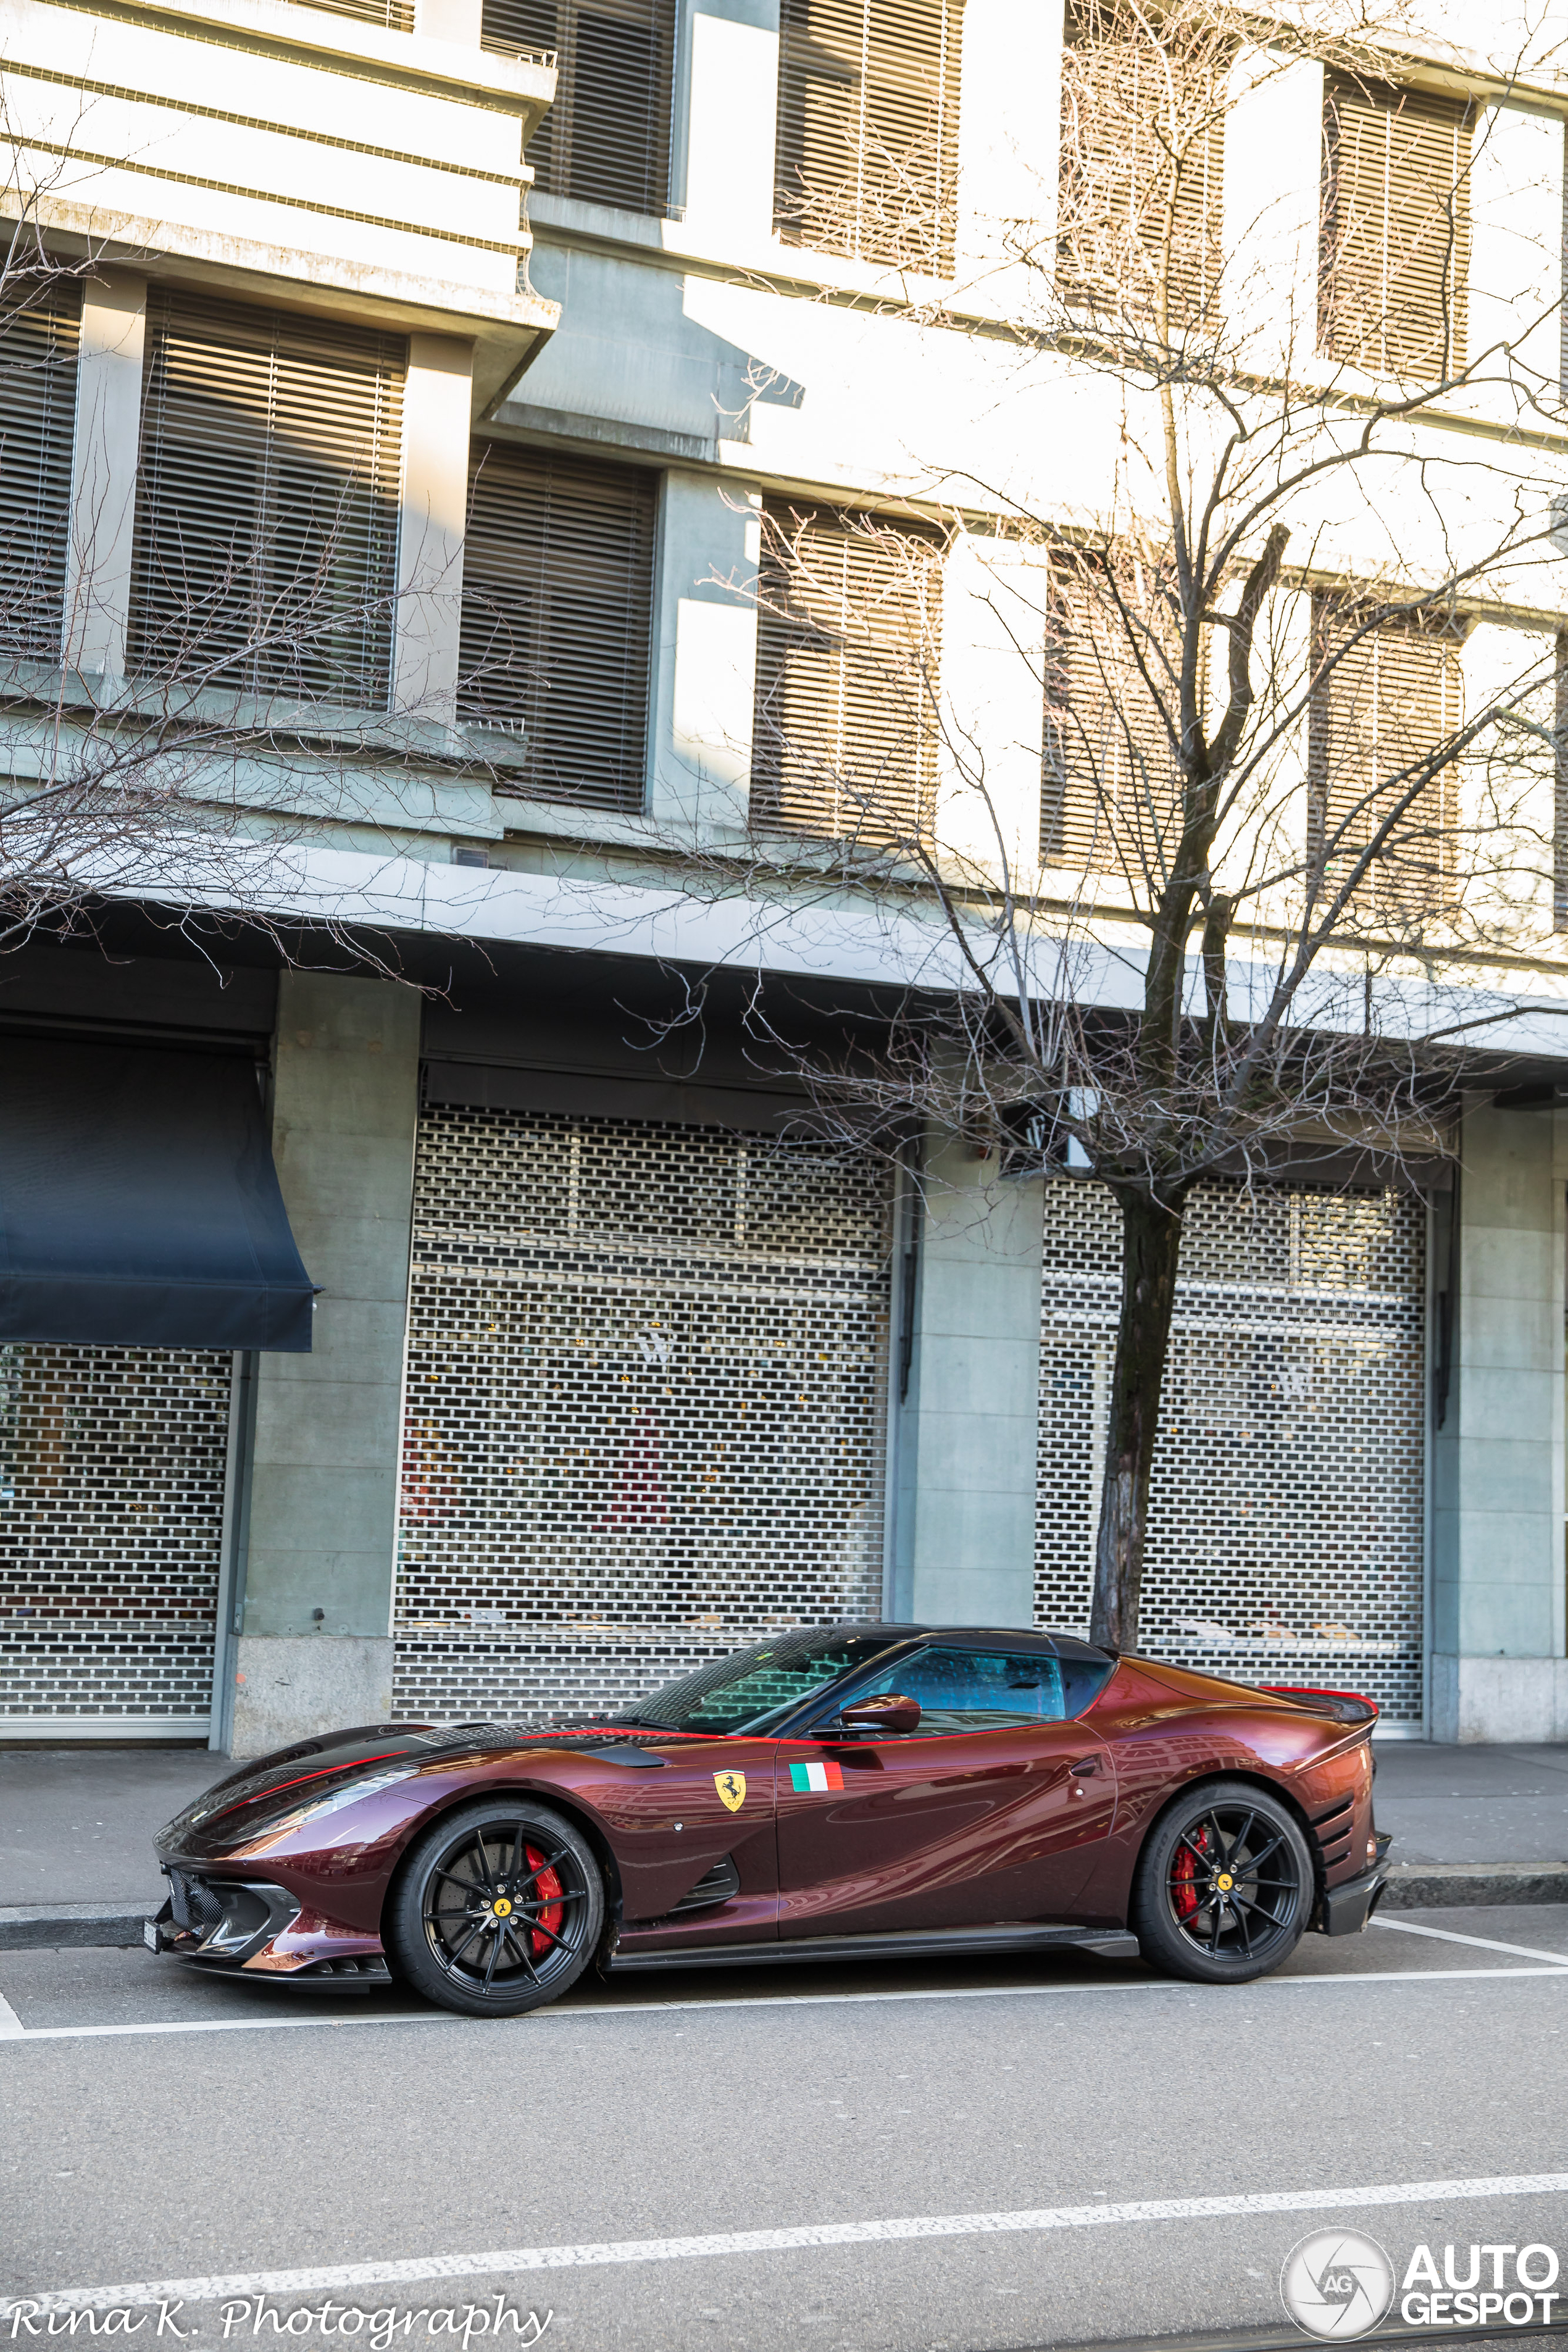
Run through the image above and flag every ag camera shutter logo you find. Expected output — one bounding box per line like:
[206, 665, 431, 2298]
[1281, 2230, 1396, 2339]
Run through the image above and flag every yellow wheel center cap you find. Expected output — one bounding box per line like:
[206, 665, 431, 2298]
[1215, 1872, 1233, 1892]
[492, 1898, 513, 1917]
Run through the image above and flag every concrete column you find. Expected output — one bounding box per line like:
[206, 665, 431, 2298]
[892, 1133, 1044, 1627]
[63, 269, 146, 682]
[393, 334, 473, 727]
[681, 0, 778, 241]
[648, 471, 758, 830]
[231, 972, 421, 1757]
[1430, 1096, 1568, 1742]
[415, 0, 482, 41]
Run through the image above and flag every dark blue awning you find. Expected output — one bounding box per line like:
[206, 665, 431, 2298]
[0, 1034, 316, 1351]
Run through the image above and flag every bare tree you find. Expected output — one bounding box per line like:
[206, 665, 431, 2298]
[670, 0, 1568, 1650]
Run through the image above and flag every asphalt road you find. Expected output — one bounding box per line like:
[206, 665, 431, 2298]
[6, 1908, 1568, 2352]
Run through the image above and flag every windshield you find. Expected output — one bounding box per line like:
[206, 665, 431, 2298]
[617, 1632, 901, 1735]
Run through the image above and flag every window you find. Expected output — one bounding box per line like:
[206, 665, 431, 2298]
[1320, 73, 1472, 379]
[753, 502, 942, 844]
[1057, 0, 1225, 327]
[1041, 556, 1189, 879]
[1309, 597, 1465, 925]
[127, 293, 404, 708]
[774, 0, 963, 274]
[0, 279, 80, 663]
[458, 441, 655, 814]
[483, 0, 675, 215]
[854, 1645, 1068, 1733]
[620, 1631, 903, 1734]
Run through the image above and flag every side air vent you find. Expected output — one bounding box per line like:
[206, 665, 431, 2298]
[670, 1856, 741, 1913]
[166, 1869, 225, 1937]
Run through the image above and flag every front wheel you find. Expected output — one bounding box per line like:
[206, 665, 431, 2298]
[386, 1799, 604, 2017]
[1131, 1780, 1311, 1985]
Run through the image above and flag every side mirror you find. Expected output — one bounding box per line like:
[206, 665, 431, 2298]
[838, 1693, 921, 1735]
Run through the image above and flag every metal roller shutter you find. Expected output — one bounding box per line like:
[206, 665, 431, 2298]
[1309, 597, 1464, 924]
[1035, 1174, 1426, 1725]
[1321, 73, 1472, 379]
[127, 291, 406, 709]
[774, 0, 962, 274]
[1057, 0, 1225, 326]
[753, 501, 943, 844]
[459, 441, 655, 814]
[393, 1105, 892, 1722]
[482, 0, 675, 215]
[0, 1343, 231, 1738]
[0, 280, 80, 663]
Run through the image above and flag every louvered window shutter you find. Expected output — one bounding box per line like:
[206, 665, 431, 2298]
[1556, 631, 1568, 928]
[127, 293, 404, 710]
[753, 502, 943, 844]
[1321, 74, 1471, 378]
[774, 0, 964, 275]
[483, 0, 675, 215]
[0, 280, 80, 663]
[1041, 561, 1188, 878]
[1057, 1, 1225, 327]
[459, 441, 655, 814]
[1309, 597, 1464, 923]
[291, 0, 413, 28]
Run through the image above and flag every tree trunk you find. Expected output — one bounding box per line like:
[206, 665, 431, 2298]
[1088, 1190, 1187, 1653]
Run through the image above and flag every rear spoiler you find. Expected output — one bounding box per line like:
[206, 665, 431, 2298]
[1258, 1685, 1380, 1728]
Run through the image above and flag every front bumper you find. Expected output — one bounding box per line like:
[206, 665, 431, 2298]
[146, 1866, 391, 1985]
[1319, 1861, 1390, 1937]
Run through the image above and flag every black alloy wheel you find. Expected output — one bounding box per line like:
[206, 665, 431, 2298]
[386, 1799, 604, 2017]
[1130, 1779, 1312, 1985]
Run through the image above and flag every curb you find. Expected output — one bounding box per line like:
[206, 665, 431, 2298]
[1379, 1859, 1568, 1909]
[0, 1900, 155, 1951]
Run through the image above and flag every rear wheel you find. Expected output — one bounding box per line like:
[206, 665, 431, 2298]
[1131, 1780, 1311, 1985]
[386, 1799, 604, 2017]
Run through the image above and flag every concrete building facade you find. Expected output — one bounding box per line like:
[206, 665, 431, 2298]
[1, 0, 1566, 1748]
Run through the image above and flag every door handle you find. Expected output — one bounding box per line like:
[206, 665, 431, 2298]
[1068, 1756, 1100, 1776]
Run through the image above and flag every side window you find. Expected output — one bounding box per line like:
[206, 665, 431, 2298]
[857, 1646, 1067, 1733]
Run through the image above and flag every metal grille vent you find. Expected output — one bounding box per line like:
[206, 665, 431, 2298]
[167, 1868, 225, 1935]
[459, 443, 655, 814]
[394, 1105, 892, 1722]
[1035, 1175, 1425, 1722]
[0, 281, 80, 662]
[753, 502, 943, 846]
[128, 291, 405, 709]
[0, 1343, 230, 1730]
[775, 0, 963, 274]
[483, 0, 675, 215]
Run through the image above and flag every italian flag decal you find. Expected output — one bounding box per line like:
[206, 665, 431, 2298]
[790, 1760, 844, 1793]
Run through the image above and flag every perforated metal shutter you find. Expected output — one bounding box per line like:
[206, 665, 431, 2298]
[1056, 1, 1225, 325]
[0, 1343, 230, 1733]
[393, 1105, 892, 1722]
[1040, 558, 1189, 874]
[753, 502, 943, 844]
[1321, 73, 1471, 379]
[483, 0, 674, 214]
[774, 0, 962, 274]
[459, 442, 655, 813]
[0, 281, 80, 662]
[1308, 598, 1464, 924]
[1035, 1175, 1425, 1724]
[127, 292, 406, 709]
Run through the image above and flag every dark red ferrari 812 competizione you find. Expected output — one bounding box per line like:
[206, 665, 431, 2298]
[148, 1623, 1390, 2014]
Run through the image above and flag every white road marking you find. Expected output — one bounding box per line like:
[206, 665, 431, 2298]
[8, 2172, 1568, 2314]
[1372, 1915, 1568, 1967]
[0, 1986, 22, 2038]
[1, 1962, 1566, 2042]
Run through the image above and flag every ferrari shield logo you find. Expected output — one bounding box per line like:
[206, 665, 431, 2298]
[714, 1769, 746, 1813]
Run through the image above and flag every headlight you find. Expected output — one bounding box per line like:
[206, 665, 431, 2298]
[219, 1765, 423, 1848]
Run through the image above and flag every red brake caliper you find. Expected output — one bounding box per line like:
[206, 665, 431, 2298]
[525, 1842, 564, 1959]
[1172, 1827, 1207, 1920]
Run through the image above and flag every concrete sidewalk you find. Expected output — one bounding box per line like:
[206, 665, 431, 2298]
[3, 1737, 1568, 1948]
